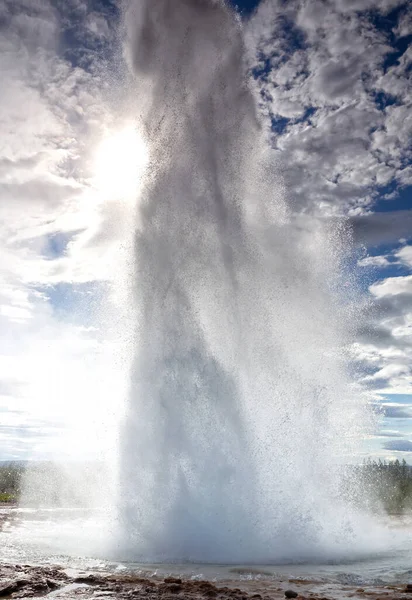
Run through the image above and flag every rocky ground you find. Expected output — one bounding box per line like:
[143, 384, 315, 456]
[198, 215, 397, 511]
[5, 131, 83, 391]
[1, 564, 412, 600]
[2, 507, 412, 600]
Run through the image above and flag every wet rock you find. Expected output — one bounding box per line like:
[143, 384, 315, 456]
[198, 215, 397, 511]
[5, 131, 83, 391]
[3, 562, 408, 600]
[0, 582, 18, 596]
[30, 579, 49, 592]
[159, 583, 182, 594]
[75, 575, 103, 585]
[15, 580, 30, 589]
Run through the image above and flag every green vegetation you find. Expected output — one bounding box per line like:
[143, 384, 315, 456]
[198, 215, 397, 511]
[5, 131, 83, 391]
[0, 492, 17, 503]
[1, 459, 412, 513]
[0, 461, 108, 507]
[359, 458, 412, 514]
[0, 462, 25, 503]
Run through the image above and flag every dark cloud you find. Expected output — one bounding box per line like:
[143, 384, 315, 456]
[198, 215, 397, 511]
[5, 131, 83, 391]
[356, 324, 405, 348]
[383, 405, 412, 418]
[356, 291, 412, 349]
[351, 210, 412, 246]
[383, 439, 412, 451]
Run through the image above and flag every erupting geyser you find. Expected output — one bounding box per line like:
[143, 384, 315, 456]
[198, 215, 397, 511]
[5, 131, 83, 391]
[118, 0, 373, 563]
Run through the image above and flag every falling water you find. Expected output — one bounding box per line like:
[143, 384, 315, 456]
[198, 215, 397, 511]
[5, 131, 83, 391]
[118, 0, 374, 563]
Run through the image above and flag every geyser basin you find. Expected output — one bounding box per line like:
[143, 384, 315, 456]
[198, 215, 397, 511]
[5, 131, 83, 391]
[117, 0, 375, 564]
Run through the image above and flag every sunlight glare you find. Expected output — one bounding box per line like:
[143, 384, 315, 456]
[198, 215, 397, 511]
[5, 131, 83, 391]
[94, 126, 149, 199]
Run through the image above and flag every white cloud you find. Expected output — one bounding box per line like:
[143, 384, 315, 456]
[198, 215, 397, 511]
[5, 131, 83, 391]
[247, 0, 412, 403]
[358, 255, 391, 268]
[394, 8, 412, 37]
[0, 0, 138, 460]
[352, 270, 412, 394]
[247, 0, 412, 216]
[396, 245, 412, 267]
[370, 275, 412, 297]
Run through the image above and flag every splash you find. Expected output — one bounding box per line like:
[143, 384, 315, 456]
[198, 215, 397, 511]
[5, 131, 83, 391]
[116, 0, 376, 564]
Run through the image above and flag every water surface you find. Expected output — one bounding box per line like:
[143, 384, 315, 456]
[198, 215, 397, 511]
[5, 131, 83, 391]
[1, 507, 411, 588]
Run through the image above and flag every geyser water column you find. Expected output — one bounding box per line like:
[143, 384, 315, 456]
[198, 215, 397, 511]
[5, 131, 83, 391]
[119, 0, 372, 563]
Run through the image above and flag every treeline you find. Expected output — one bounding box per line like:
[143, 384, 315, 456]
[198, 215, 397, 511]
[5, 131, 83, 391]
[358, 458, 412, 514]
[2, 459, 412, 513]
[0, 461, 112, 507]
[0, 462, 25, 502]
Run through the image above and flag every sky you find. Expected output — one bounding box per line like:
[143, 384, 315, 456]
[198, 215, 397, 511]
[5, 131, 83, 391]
[0, 0, 411, 463]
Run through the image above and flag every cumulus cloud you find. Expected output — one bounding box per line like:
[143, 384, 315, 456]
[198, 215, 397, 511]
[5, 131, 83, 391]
[353, 270, 412, 394]
[358, 255, 391, 268]
[247, 0, 412, 408]
[247, 0, 412, 217]
[394, 7, 412, 37]
[396, 245, 412, 267]
[370, 275, 412, 297]
[0, 0, 134, 460]
[1, 0, 411, 462]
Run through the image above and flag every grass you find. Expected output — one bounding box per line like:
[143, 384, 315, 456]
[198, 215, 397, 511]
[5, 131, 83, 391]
[0, 492, 17, 503]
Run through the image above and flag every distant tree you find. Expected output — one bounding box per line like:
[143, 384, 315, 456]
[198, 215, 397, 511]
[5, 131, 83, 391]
[358, 458, 412, 514]
[0, 462, 25, 501]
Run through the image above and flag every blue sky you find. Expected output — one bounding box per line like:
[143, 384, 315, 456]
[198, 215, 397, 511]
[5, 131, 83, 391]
[0, 0, 411, 462]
